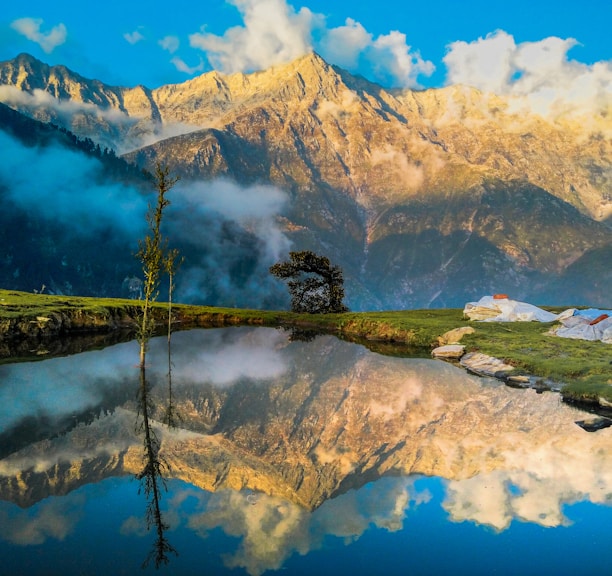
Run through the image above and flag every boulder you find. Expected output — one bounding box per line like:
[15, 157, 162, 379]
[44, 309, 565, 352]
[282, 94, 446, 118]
[437, 326, 475, 346]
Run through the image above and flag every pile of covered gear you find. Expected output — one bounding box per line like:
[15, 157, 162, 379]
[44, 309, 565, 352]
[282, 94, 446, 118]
[463, 295, 612, 344]
[549, 309, 612, 343]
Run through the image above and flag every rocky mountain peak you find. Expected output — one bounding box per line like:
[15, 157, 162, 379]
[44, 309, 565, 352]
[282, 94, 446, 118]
[0, 52, 50, 92]
[151, 51, 349, 127]
[0, 53, 104, 102]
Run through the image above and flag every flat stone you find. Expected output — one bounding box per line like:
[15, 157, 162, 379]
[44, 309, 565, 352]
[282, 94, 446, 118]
[460, 352, 516, 378]
[432, 344, 466, 359]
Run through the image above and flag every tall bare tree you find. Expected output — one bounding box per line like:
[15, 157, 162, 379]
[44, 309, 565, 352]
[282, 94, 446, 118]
[136, 163, 179, 367]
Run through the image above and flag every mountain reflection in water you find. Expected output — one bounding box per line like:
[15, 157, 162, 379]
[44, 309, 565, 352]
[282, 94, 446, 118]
[0, 327, 610, 575]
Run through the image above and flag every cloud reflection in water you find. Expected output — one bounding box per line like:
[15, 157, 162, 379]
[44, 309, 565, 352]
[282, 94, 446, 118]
[0, 327, 610, 574]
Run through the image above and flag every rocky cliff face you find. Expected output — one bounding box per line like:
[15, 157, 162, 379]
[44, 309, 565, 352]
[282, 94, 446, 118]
[1, 52, 611, 308]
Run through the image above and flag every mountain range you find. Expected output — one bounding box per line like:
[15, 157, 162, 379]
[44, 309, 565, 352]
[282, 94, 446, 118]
[0, 52, 610, 309]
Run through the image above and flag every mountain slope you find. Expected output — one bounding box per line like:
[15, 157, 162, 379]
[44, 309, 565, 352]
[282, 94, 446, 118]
[2, 52, 609, 219]
[0, 53, 161, 151]
[0, 105, 149, 296]
[143, 53, 611, 221]
[0, 53, 611, 308]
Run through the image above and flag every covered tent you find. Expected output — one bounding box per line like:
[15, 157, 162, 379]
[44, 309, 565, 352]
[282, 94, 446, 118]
[463, 295, 560, 322]
[550, 309, 612, 344]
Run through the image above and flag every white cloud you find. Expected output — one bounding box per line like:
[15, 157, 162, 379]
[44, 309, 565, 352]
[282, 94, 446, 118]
[149, 328, 289, 387]
[188, 0, 433, 88]
[364, 30, 434, 87]
[0, 496, 83, 545]
[0, 85, 131, 124]
[179, 179, 287, 222]
[0, 84, 199, 152]
[159, 35, 180, 54]
[184, 488, 325, 574]
[370, 145, 425, 191]
[443, 30, 612, 117]
[318, 18, 370, 69]
[124, 29, 145, 45]
[319, 19, 434, 87]
[0, 84, 140, 151]
[170, 56, 205, 75]
[10, 17, 67, 53]
[0, 340, 139, 432]
[444, 30, 516, 94]
[186, 477, 430, 575]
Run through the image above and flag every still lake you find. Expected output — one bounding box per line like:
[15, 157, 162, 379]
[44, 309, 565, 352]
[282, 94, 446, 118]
[0, 327, 610, 575]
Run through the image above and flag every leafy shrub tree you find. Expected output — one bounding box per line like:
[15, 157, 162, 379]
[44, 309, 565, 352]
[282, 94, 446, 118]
[270, 250, 349, 313]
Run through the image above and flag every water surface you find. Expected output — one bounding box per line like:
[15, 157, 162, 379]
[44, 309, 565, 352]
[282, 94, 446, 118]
[0, 327, 610, 575]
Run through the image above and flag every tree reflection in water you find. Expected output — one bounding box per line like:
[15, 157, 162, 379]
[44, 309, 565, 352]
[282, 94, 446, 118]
[136, 361, 177, 569]
[162, 331, 181, 429]
[282, 326, 321, 342]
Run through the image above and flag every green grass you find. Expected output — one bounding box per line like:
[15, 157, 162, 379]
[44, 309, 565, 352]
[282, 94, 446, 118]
[0, 290, 140, 317]
[1, 289, 610, 406]
[457, 320, 612, 405]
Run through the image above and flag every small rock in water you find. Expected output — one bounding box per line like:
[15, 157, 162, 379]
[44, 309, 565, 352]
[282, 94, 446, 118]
[504, 374, 532, 389]
[575, 417, 612, 432]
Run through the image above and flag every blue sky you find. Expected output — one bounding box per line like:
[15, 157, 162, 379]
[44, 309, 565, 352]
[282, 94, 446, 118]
[1, 0, 611, 105]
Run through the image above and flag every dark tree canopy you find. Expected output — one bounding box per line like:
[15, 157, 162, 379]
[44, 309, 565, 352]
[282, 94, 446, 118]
[269, 250, 349, 314]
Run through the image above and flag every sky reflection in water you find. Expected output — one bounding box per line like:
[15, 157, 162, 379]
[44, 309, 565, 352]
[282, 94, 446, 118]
[0, 327, 610, 575]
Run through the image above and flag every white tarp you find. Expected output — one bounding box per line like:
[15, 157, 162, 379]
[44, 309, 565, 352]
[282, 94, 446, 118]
[550, 310, 612, 344]
[463, 296, 612, 344]
[463, 295, 559, 322]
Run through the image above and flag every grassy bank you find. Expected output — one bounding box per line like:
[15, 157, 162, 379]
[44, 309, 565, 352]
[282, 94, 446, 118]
[1, 289, 610, 406]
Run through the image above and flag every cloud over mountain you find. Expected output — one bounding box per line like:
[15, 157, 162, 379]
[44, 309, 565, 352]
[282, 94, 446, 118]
[0, 130, 147, 236]
[189, 0, 434, 88]
[190, 0, 317, 74]
[184, 0, 611, 114]
[443, 30, 612, 117]
[320, 19, 434, 88]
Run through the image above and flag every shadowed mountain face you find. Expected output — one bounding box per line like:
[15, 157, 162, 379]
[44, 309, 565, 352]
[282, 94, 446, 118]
[1, 53, 611, 308]
[0, 328, 609, 517]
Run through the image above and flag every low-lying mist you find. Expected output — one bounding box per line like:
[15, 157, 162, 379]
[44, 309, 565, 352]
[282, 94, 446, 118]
[0, 129, 291, 307]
